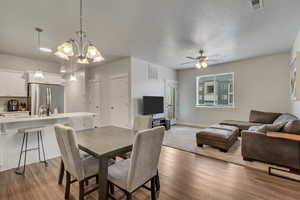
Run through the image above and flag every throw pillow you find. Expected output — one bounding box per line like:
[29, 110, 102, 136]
[248, 122, 286, 133]
[282, 120, 300, 135]
[273, 113, 297, 124]
[264, 122, 286, 132]
[248, 125, 266, 133]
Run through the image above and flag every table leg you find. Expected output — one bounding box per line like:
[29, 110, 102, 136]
[98, 156, 108, 200]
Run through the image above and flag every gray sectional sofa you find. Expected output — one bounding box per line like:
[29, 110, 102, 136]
[220, 110, 300, 170]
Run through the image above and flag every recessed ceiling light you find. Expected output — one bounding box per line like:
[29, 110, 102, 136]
[39, 47, 53, 53]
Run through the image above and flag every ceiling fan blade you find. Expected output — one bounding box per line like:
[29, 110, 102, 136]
[181, 61, 196, 65]
[186, 56, 196, 60]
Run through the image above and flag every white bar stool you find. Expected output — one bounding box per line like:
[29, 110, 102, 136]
[15, 126, 48, 175]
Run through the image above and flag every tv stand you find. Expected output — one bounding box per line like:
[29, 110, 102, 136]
[152, 117, 171, 130]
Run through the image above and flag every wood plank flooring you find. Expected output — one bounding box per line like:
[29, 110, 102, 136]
[1, 146, 300, 200]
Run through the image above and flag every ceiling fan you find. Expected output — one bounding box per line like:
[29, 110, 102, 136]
[181, 49, 218, 69]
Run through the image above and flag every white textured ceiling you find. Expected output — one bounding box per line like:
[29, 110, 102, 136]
[1, 0, 300, 69]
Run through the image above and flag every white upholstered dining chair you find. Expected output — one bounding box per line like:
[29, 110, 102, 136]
[133, 115, 152, 132]
[108, 126, 165, 200]
[54, 124, 100, 200]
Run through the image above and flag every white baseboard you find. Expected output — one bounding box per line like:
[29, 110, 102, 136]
[175, 121, 208, 128]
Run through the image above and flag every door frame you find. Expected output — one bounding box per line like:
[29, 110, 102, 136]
[87, 80, 102, 127]
[109, 74, 130, 128]
[164, 80, 178, 125]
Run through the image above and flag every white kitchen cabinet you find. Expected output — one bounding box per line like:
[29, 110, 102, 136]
[27, 71, 65, 85]
[0, 70, 27, 97]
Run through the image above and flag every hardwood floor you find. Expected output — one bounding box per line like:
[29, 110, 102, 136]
[1, 146, 300, 200]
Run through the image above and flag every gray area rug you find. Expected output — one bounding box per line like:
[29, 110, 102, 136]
[163, 125, 288, 173]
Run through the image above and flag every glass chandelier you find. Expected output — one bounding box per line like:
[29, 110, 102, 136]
[54, 0, 104, 64]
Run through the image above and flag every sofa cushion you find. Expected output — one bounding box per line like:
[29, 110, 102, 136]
[249, 110, 281, 124]
[273, 113, 298, 124]
[282, 120, 300, 134]
[220, 120, 263, 130]
[196, 128, 237, 142]
[209, 124, 239, 133]
[248, 122, 286, 133]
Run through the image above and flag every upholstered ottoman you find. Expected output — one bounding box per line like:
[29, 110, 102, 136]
[196, 124, 239, 152]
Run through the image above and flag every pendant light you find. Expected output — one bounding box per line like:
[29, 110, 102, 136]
[34, 28, 45, 79]
[54, 0, 104, 64]
[69, 73, 77, 81]
[60, 65, 67, 73]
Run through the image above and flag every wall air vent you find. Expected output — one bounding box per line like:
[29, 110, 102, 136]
[249, 0, 264, 10]
[148, 64, 158, 80]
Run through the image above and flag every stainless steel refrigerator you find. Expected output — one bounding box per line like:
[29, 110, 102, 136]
[28, 83, 64, 115]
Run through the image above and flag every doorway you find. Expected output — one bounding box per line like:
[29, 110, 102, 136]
[165, 80, 178, 125]
[109, 75, 129, 128]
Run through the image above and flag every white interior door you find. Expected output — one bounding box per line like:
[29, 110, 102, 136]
[165, 80, 178, 125]
[110, 75, 129, 128]
[87, 81, 102, 127]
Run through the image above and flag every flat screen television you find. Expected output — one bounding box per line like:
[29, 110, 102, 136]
[143, 96, 164, 115]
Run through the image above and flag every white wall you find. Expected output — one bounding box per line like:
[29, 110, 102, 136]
[0, 53, 60, 73]
[177, 53, 291, 127]
[64, 57, 177, 128]
[64, 69, 88, 113]
[291, 30, 300, 117]
[87, 58, 131, 126]
[131, 57, 177, 123]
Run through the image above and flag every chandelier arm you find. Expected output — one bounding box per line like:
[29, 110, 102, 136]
[79, 0, 84, 57]
[72, 39, 80, 57]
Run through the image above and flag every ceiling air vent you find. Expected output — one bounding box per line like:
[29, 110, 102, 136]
[249, 0, 264, 10]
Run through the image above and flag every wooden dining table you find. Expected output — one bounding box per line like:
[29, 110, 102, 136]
[77, 126, 135, 200]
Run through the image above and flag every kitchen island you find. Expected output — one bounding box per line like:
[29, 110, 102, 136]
[0, 112, 96, 172]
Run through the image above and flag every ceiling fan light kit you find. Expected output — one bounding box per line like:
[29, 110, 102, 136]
[54, 0, 104, 64]
[195, 61, 208, 69]
[183, 49, 212, 69]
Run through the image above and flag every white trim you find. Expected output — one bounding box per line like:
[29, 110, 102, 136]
[195, 105, 235, 109]
[0, 68, 26, 74]
[110, 73, 128, 80]
[88, 79, 102, 84]
[175, 121, 208, 128]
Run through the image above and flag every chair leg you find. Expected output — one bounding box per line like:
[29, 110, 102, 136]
[85, 180, 89, 186]
[155, 169, 160, 191]
[58, 160, 65, 185]
[151, 177, 156, 200]
[37, 131, 41, 162]
[79, 180, 85, 200]
[15, 132, 26, 175]
[126, 192, 132, 200]
[39, 131, 48, 167]
[65, 171, 71, 199]
[109, 182, 115, 194]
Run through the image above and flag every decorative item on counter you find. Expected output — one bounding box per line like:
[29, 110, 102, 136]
[7, 99, 19, 112]
[19, 103, 27, 111]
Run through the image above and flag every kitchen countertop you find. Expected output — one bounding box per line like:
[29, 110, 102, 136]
[0, 112, 96, 124]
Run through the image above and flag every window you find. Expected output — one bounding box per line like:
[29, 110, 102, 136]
[196, 73, 234, 108]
